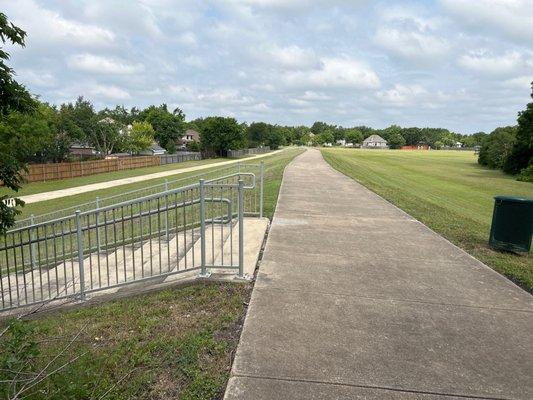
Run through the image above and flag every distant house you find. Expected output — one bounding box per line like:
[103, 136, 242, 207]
[178, 129, 200, 149]
[336, 139, 346, 146]
[139, 142, 167, 156]
[362, 134, 388, 148]
[70, 142, 98, 157]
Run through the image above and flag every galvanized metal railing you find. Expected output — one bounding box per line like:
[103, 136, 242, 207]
[13, 161, 265, 228]
[0, 171, 261, 311]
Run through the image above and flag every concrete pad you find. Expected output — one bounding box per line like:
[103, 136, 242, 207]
[233, 287, 533, 399]
[255, 250, 533, 310]
[225, 376, 480, 400]
[226, 149, 533, 400]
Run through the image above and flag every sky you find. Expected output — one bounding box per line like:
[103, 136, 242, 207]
[1, 0, 532, 134]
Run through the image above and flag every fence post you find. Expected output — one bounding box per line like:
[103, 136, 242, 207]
[164, 179, 169, 241]
[95, 196, 101, 254]
[237, 179, 246, 279]
[29, 214, 37, 270]
[75, 210, 86, 301]
[259, 161, 264, 218]
[198, 179, 210, 278]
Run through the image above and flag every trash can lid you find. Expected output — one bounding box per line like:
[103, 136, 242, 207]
[494, 195, 533, 204]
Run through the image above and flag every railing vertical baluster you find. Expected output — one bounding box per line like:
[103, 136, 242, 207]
[164, 179, 169, 242]
[238, 179, 245, 279]
[260, 161, 264, 218]
[95, 196, 101, 255]
[199, 179, 209, 277]
[75, 210, 86, 301]
[30, 214, 37, 270]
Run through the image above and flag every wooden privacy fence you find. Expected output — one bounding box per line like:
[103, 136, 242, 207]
[22, 153, 202, 183]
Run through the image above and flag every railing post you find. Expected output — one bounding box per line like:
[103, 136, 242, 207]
[237, 179, 246, 279]
[75, 210, 86, 301]
[29, 214, 37, 270]
[164, 179, 169, 241]
[198, 179, 210, 278]
[95, 196, 101, 254]
[259, 161, 264, 218]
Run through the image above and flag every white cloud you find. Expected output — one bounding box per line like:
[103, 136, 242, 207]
[18, 69, 57, 88]
[90, 85, 130, 100]
[440, 0, 533, 42]
[68, 54, 144, 74]
[285, 57, 380, 89]
[4, 0, 115, 48]
[376, 84, 428, 106]
[458, 51, 527, 76]
[260, 45, 319, 70]
[374, 10, 450, 62]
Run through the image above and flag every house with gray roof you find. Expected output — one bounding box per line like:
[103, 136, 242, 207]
[362, 134, 388, 148]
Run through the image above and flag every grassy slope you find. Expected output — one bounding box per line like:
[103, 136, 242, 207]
[0, 158, 226, 197]
[321, 148, 533, 292]
[0, 147, 303, 400]
[13, 150, 297, 219]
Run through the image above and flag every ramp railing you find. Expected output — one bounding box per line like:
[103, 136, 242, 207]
[0, 171, 260, 311]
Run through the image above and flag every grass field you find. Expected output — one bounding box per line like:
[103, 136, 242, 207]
[0, 158, 226, 198]
[10, 149, 298, 220]
[0, 147, 304, 400]
[321, 148, 533, 292]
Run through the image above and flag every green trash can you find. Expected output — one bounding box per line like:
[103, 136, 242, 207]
[489, 196, 533, 253]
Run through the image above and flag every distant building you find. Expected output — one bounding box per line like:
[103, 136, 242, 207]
[401, 143, 430, 150]
[70, 142, 98, 157]
[139, 142, 167, 156]
[362, 134, 388, 148]
[336, 139, 346, 146]
[178, 129, 200, 149]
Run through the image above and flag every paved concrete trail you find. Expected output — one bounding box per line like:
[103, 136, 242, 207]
[20, 150, 282, 204]
[225, 149, 533, 400]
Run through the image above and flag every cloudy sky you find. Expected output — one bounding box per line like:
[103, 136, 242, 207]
[2, 0, 532, 133]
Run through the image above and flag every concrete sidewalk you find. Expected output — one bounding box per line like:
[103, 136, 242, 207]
[225, 149, 533, 399]
[20, 150, 282, 204]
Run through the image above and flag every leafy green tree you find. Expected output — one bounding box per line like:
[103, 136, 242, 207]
[0, 13, 35, 116]
[311, 121, 333, 136]
[199, 117, 245, 156]
[122, 121, 154, 154]
[247, 122, 272, 147]
[388, 133, 406, 149]
[345, 128, 363, 144]
[504, 82, 533, 174]
[140, 104, 185, 152]
[265, 126, 286, 150]
[0, 13, 35, 232]
[478, 126, 517, 169]
[89, 115, 122, 155]
[318, 131, 335, 145]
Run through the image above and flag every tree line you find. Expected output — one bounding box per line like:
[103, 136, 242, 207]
[477, 84, 533, 182]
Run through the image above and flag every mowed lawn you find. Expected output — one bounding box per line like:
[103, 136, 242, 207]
[1, 148, 304, 399]
[8, 149, 298, 220]
[321, 148, 533, 292]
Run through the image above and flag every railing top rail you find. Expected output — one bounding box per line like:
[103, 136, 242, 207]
[5, 172, 256, 234]
[11, 162, 261, 228]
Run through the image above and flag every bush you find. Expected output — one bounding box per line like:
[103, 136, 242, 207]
[517, 164, 533, 182]
[478, 126, 517, 169]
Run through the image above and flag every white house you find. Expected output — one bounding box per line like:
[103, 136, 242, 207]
[336, 139, 346, 146]
[362, 134, 388, 148]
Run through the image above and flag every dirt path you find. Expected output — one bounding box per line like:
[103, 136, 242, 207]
[19, 150, 283, 204]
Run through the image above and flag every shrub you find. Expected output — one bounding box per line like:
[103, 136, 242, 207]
[478, 126, 517, 169]
[517, 164, 533, 182]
